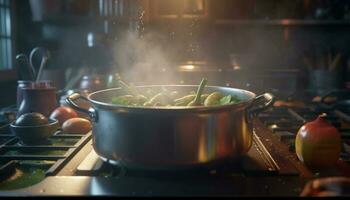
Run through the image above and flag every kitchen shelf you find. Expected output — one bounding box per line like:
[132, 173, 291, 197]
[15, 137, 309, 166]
[214, 19, 350, 26]
[38, 14, 350, 27]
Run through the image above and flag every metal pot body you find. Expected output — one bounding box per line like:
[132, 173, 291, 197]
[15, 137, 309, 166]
[66, 85, 274, 169]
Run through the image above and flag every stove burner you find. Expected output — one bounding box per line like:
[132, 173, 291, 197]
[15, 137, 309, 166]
[0, 124, 92, 190]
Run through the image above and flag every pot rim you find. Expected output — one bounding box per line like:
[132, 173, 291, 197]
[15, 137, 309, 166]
[87, 85, 257, 112]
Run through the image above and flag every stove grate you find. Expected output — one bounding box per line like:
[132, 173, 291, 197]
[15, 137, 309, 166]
[258, 102, 350, 161]
[0, 124, 92, 190]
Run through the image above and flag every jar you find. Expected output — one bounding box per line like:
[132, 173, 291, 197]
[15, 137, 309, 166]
[79, 75, 106, 92]
[17, 80, 54, 110]
[17, 87, 58, 118]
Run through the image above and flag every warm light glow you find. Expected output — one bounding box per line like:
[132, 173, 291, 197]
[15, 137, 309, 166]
[233, 65, 241, 70]
[184, 60, 206, 65]
[179, 64, 196, 71]
[281, 19, 291, 25]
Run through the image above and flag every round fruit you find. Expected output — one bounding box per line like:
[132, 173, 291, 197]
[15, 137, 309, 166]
[295, 114, 341, 168]
[50, 106, 78, 126]
[62, 118, 92, 134]
[15, 112, 49, 126]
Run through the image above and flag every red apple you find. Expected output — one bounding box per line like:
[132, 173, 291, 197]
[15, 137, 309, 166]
[50, 106, 78, 126]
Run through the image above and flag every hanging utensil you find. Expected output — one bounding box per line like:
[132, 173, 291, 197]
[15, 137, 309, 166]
[15, 54, 35, 81]
[35, 55, 49, 82]
[29, 47, 51, 81]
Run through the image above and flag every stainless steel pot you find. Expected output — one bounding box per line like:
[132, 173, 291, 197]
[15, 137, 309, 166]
[66, 85, 274, 170]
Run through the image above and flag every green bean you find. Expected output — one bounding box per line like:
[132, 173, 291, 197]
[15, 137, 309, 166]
[134, 95, 148, 105]
[143, 101, 153, 107]
[143, 93, 173, 107]
[188, 78, 207, 106]
[173, 94, 208, 106]
[174, 94, 196, 106]
[111, 78, 242, 107]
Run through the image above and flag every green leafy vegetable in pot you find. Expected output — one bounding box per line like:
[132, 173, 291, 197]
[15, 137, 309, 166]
[110, 78, 242, 107]
[111, 95, 135, 105]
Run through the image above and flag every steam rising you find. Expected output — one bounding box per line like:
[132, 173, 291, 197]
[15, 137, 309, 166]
[113, 30, 180, 85]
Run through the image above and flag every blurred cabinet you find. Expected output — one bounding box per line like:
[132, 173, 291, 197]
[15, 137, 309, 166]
[149, 0, 209, 19]
[29, 0, 97, 22]
[210, 0, 255, 20]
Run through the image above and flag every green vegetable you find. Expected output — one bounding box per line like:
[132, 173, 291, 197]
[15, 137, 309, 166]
[231, 95, 241, 103]
[204, 92, 223, 106]
[111, 94, 148, 106]
[174, 94, 196, 106]
[219, 95, 232, 105]
[143, 93, 173, 107]
[174, 94, 209, 106]
[134, 95, 148, 105]
[110, 78, 242, 107]
[188, 78, 208, 106]
[111, 95, 135, 105]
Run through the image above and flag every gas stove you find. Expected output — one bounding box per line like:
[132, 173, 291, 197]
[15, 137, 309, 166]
[0, 132, 305, 196]
[1, 92, 350, 196]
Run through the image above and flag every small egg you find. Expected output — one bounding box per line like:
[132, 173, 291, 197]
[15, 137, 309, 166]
[62, 118, 92, 134]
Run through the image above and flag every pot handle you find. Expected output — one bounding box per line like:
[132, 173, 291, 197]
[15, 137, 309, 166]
[65, 93, 98, 121]
[248, 93, 275, 115]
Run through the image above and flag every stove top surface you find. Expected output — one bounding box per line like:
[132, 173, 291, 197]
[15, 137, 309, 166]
[0, 134, 306, 196]
[0, 130, 305, 196]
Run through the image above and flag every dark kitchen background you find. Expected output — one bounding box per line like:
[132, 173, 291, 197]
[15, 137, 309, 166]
[1, 0, 350, 106]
